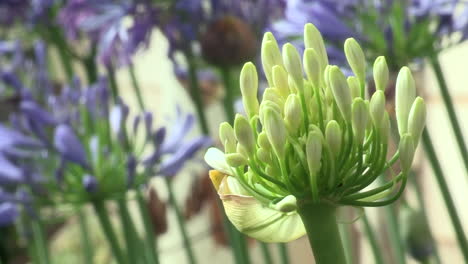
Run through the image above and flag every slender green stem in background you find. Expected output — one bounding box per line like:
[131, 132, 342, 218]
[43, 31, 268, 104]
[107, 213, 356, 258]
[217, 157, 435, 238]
[92, 201, 127, 264]
[136, 190, 160, 264]
[164, 178, 197, 264]
[362, 213, 385, 264]
[384, 204, 406, 263]
[410, 174, 442, 264]
[260, 243, 273, 264]
[129, 63, 146, 111]
[278, 243, 289, 264]
[49, 26, 74, 81]
[220, 67, 237, 122]
[185, 51, 210, 134]
[77, 208, 94, 264]
[422, 130, 468, 262]
[339, 224, 354, 264]
[30, 217, 50, 264]
[117, 199, 141, 263]
[83, 50, 98, 84]
[297, 202, 347, 264]
[106, 65, 119, 102]
[429, 55, 468, 177]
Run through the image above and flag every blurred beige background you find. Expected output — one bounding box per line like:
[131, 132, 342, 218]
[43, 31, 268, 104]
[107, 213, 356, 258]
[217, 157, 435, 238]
[51, 30, 468, 263]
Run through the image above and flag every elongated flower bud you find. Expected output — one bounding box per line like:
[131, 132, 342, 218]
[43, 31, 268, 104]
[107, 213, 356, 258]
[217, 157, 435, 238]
[234, 114, 255, 156]
[263, 88, 284, 109]
[344, 38, 366, 84]
[258, 131, 271, 151]
[373, 56, 389, 91]
[306, 131, 322, 175]
[219, 122, 237, 153]
[352, 98, 369, 143]
[226, 153, 248, 167]
[369, 90, 386, 129]
[399, 134, 415, 173]
[283, 43, 304, 92]
[329, 66, 352, 120]
[264, 108, 287, 159]
[272, 65, 290, 98]
[259, 100, 281, 124]
[408, 97, 426, 145]
[284, 94, 302, 134]
[325, 120, 342, 156]
[262, 33, 283, 87]
[304, 23, 328, 69]
[347, 76, 361, 99]
[395, 67, 416, 136]
[257, 148, 272, 164]
[240, 62, 260, 118]
[303, 48, 321, 88]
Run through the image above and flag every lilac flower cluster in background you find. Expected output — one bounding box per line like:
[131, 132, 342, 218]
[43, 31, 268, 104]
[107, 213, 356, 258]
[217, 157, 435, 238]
[272, 0, 468, 69]
[0, 40, 210, 226]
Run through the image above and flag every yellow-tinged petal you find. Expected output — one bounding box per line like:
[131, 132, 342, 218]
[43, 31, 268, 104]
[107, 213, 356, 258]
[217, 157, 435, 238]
[217, 176, 306, 243]
[209, 170, 226, 191]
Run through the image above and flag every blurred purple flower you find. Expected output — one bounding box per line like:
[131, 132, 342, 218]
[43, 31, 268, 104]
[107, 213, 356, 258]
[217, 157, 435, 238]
[53, 124, 89, 168]
[83, 174, 98, 193]
[0, 202, 18, 226]
[59, 0, 157, 66]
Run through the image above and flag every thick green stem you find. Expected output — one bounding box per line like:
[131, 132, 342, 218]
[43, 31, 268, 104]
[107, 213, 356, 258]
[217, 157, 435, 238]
[106, 65, 119, 102]
[30, 218, 50, 264]
[136, 190, 160, 264]
[384, 205, 406, 263]
[77, 208, 94, 264]
[92, 201, 127, 264]
[129, 63, 146, 111]
[117, 199, 141, 263]
[186, 51, 210, 134]
[220, 67, 236, 122]
[164, 178, 197, 264]
[429, 55, 468, 176]
[278, 243, 289, 264]
[410, 174, 441, 264]
[297, 202, 347, 264]
[362, 213, 385, 264]
[260, 243, 273, 264]
[422, 130, 468, 262]
[339, 224, 354, 264]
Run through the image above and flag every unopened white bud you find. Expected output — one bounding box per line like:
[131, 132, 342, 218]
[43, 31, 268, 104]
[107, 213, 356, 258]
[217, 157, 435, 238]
[373, 56, 389, 92]
[399, 133, 415, 173]
[240, 62, 260, 118]
[225, 153, 248, 167]
[282, 43, 304, 92]
[344, 38, 366, 84]
[395, 67, 416, 136]
[325, 120, 342, 156]
[261, 33, 283, 87]
[329, 66, 352, 120]
[352, 98, 369, 143]
[284, 94, 303, 134]
[369, 90, 386, 129]
[303, 48, 321, 88]
[234, 114, 255, 156]
[304, 23, 328, 68]
[272, 65, 290, 98]
[408, 97, 426, 145]
[306, 131, 323, 174]
[219, 122, 236, 153]
[264, 108, 287, 159]
[347, 76, 361, 99]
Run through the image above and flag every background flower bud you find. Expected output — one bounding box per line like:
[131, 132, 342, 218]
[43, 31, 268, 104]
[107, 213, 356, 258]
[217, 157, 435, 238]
[261, 33, 283, 87]
[272, 65, 290, 99]
[240, 63, 259, 113]
[408, 97, 426, 146]
[225, 153, 248, 167]
[369, 90, 386, 129]
[219, 122, 237, 153]
[395, 67, 416, 136]
[257, 148, 272, 164]
[264, 108, 287, 159]
[347, 76, 361, 99]
[234, 114, 255, 156]
[304, 23, 328, 69]
[329, 66, 352, 120]
[344, 38, 366, 84]
[373, 56, 389, 92]
[284, 94, 302, 134]
[282, 43, 304, 92]
[352, 98, 370, 143]
[303, 48, 321, 88]
[325, 120, 342, 156]
[399, 133, 416, 173]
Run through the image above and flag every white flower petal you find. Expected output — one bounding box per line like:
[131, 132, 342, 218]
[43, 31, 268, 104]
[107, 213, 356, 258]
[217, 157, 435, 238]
[211, 172, 306, 243]
[204, 147, 232, 174]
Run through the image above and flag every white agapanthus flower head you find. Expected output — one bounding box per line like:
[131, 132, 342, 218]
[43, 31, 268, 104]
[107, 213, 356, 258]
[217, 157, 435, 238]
[205, 23, 426, 243]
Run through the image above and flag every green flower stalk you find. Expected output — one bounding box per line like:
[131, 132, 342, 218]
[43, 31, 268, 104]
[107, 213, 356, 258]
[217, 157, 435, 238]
[204, 23, 425, 264]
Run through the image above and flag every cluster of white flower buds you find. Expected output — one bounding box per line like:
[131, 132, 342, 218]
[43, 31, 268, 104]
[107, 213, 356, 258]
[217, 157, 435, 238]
[216, 23, 425, 208]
